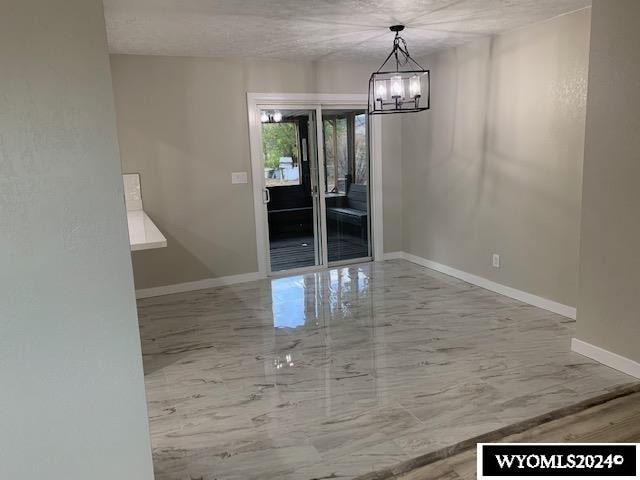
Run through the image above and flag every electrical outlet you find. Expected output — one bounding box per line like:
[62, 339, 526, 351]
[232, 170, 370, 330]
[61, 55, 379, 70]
[492, 254, 500, 268]
[231, 172, 248, 184]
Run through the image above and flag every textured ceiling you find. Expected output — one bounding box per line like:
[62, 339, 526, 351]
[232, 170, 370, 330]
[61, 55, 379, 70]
[104, 0, 590, 61]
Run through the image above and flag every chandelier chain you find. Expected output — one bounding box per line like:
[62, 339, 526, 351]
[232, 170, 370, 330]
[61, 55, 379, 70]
[376, 28, 425, 73]
[394, 33, 411, 67]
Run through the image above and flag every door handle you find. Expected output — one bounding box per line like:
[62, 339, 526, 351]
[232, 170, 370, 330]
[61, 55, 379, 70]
[263, 188, 271, 204]
[311, 185, 318, 198]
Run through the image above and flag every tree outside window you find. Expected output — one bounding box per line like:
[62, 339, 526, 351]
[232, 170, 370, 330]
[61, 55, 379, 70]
[262, 121, 301, 187]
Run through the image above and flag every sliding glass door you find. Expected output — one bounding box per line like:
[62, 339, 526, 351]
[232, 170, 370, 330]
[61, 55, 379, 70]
[256, 104, 371, 274]
[260, 108, 322, 272]
[322, 108, 371, 263]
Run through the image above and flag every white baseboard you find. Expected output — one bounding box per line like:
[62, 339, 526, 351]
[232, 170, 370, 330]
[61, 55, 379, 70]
[135, 254, 577, 321]
[572, 338, 640, 379]
[135, 271, 265, 299]
[388, 251, 576, 319]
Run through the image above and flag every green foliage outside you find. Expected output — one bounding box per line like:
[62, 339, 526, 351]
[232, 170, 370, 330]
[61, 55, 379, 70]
[323, 117, 348, 191]
[262, 122, 298, 169]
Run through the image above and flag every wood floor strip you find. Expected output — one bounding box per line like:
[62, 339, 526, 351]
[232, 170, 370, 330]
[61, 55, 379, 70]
[356, 382, 640, 480]
[396, 391, 640, 480]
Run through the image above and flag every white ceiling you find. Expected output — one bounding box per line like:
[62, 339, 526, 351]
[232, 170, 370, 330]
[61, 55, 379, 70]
[103, 0, 590, 62]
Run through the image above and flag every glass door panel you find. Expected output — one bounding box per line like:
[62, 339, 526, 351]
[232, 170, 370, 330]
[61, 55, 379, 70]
[321, 109, 371, 263]
[260, 108, 322, 272]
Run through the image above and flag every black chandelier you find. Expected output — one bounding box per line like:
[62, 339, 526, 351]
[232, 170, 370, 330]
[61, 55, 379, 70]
[368, 25, 430, 115]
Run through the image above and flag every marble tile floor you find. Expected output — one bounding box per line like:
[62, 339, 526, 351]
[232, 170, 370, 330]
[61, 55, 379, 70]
[137, 259, 635, 480]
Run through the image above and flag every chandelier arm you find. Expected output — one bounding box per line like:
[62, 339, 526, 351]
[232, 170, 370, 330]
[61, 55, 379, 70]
[406, 55, 426, 70]
[395, 42, 426, 70]
[376, 46, 398, 73]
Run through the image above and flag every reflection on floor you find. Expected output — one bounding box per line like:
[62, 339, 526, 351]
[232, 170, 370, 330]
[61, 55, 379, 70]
[270, 232, 369, 271]
[137, 260, 634, 480]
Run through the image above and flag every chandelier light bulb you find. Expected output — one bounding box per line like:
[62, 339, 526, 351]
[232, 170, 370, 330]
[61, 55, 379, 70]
[390, 75, 404, 99]
[375, 81, 388, 101]
[272, 111, 282, 123]
[409, 75, 421, 98]
[260, 111, 270, 123]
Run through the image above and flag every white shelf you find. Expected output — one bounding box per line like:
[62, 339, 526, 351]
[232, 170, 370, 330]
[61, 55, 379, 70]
[127, 210, 167, 251]
[123, 173, 167, 251]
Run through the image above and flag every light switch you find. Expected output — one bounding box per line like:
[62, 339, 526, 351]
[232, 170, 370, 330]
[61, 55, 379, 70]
[231, 172, 248, 184]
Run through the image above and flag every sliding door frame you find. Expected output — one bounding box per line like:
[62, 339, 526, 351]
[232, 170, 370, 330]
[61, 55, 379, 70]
[247, 92, 383, 276]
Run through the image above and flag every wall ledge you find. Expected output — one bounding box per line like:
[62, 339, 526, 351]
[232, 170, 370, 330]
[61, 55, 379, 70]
[572, 338, 640, 379]
[135, 272, 265, 299]
[383, 251, 577, 319]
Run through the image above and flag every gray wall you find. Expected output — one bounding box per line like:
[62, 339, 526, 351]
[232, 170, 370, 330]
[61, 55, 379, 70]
[576, 0, 640, 362]
[381, 115, 404, 253]
[110, 55, 402, 289]
[0, 1, 154, 478]
[401, 8, 591, 307]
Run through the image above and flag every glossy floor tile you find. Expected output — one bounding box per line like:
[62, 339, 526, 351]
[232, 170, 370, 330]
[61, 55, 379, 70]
[137, 260, 634, 480]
